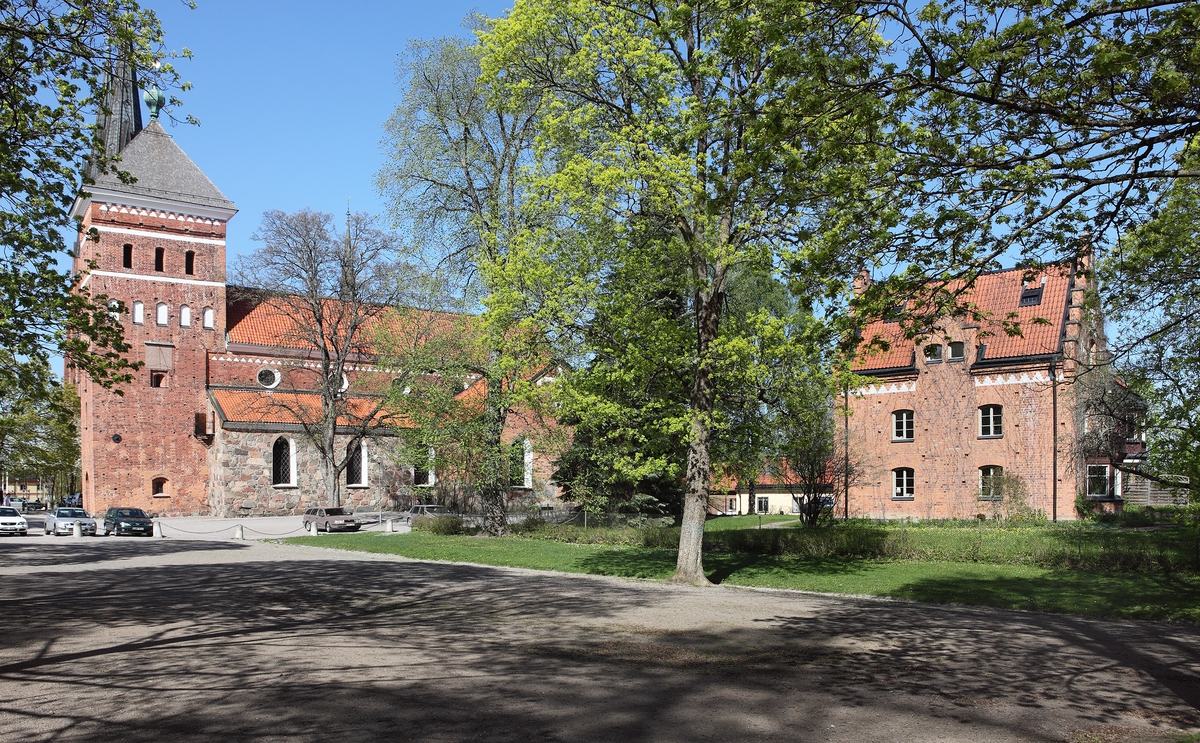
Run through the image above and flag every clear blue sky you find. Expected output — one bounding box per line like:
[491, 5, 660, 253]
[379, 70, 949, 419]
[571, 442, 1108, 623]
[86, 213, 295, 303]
[150, 0, 510, 259]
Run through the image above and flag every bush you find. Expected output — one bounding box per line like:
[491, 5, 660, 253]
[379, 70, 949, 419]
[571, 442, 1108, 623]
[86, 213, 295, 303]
[411, 515, 473, 536]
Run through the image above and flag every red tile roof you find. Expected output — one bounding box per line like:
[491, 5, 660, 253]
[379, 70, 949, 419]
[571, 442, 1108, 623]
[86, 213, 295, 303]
[853, 265, 1072, 373]
[211, 389, 411, 428]
[225, 290, 478, 354]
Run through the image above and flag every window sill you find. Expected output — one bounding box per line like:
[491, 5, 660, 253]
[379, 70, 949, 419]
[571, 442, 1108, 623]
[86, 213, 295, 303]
[346, 484, 369, 489]
[891, 496, 914, 501]
[948, 357, 964, 363]
[152, 494, 171, 498]
[891, 438, 914, 443]
[924, 359, 943, 364]
[977, 435, 1003, 440]
[977, 497, 1002, 502]
[272, 484, 298, 490]
[414, 483, 435, 488]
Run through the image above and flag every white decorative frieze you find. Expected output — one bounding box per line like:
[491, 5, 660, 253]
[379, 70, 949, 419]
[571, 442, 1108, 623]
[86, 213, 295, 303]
[98, 202, 223, 226]
[856, 381, 917, 396]
[974, 370, 1065, 387]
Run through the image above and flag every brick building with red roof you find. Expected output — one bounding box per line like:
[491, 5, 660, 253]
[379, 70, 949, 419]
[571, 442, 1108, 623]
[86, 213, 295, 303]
[69, 70, 554, 517]
[843, 264, 1120, 521]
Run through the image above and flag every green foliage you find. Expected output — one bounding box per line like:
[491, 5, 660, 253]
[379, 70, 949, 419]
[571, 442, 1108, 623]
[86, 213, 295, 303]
[411, 515, 475, 536]
[1, 1, 197, 401]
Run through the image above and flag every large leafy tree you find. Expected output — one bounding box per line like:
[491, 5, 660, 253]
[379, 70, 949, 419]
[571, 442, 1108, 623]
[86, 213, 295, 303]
[1099, 143, 1200, 500]
[482, 0, 893, 583]
[376, 30, 550, 535]
[2, 0, 194, 401]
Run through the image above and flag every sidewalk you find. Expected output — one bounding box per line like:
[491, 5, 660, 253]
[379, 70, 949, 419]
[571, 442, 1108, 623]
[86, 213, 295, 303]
[156, 514, 410, 541]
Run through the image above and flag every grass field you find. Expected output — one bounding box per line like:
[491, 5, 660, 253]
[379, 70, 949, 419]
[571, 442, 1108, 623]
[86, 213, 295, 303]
[283, 530, 1200, 623]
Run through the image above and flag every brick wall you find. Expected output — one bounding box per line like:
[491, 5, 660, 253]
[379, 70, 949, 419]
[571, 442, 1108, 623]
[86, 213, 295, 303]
[75, 201, 228, 516]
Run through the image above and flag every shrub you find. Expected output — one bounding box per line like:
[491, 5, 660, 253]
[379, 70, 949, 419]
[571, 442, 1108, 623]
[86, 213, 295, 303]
[412, 515, 473, 536]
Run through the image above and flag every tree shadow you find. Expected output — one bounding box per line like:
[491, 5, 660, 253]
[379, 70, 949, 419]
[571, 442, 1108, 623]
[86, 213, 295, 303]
[0, 539, 250, 567]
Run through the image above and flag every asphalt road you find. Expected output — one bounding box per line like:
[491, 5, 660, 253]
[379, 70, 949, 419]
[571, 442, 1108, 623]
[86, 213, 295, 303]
[0, 536, 1197, 742]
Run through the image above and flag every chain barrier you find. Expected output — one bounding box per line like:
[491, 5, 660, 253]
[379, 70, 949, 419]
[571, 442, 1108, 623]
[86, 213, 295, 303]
[156, 522, 310, 537]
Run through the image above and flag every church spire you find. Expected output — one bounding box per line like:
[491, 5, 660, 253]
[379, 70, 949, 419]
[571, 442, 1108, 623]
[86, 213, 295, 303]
[95, 52, 143, 162]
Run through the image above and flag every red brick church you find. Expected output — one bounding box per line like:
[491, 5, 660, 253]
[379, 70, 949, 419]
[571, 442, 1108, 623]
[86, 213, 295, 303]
[69, 67, 553, 517]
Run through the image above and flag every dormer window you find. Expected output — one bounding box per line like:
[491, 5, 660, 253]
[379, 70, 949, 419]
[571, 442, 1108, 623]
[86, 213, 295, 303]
[1019, 284, 1043, 306]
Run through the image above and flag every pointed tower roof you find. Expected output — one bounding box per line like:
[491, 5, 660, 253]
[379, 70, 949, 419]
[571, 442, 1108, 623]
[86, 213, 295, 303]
[88, 120, 236, 212]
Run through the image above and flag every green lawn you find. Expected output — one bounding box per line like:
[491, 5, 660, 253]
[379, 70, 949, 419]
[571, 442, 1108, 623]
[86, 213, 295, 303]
[282, 532, 1200, 623]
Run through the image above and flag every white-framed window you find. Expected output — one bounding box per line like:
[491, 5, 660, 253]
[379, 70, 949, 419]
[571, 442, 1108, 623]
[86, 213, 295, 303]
[1087, 464, 1111, 498]
[948, 341, 965, 361]
[179, 304, 191, 327]
[757, 496, 770, 513]
[346, 440, 368, 487]
[892, 410, 914, 441]
[892, 468, 914, 499]
[924, 343, 943, 362]
[271, 436, 297, 487]
[155, 302, 168, 326]
[979, 404, 1003, 438]
[413, 447, 435, 487]
[132, 301, 144, 325]
[257, 367, 281, 389]
[202, 307, 215, 329]
[523, 439, 534, 489]
[979, 465, 1003, 501]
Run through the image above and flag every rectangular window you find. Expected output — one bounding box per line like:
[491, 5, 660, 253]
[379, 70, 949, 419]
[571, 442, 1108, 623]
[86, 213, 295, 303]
[757, 496, 770, 513]
[924, 344, 943, 362]
[979, 405, 1003, 438]
[1087, 465, 1111, 498]
[154, 247, 164, 272]
[979, 465, 1003, 501]
[892, 468, 914, 499]
[948, 341, 965, 361]
[184, 250, 195, 275]
[122, 244, 133, 269]
[892, 410, 914, 441]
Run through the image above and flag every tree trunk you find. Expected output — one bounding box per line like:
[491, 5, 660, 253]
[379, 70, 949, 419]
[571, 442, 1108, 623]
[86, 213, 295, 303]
[325, 418, 340, 507]
[479, 364, 510, 536]
[747, 477, 757, 515]
[671, 286, 723, 586]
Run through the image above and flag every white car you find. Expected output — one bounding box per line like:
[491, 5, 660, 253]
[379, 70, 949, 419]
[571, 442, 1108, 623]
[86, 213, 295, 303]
[44, 507, 97, 536]
[0, 507, 28, 536]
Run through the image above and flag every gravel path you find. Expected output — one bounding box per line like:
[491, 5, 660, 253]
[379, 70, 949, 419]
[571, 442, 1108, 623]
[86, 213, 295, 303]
[0, 537, 1197, 742]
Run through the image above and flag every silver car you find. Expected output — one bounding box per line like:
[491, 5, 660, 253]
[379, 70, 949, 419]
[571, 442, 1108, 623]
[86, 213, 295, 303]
[404, 504, 451, 524]
[44, 507, 97, 536]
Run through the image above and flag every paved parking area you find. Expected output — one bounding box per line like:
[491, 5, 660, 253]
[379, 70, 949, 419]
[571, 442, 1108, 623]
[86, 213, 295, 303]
[20, 512, 411, 541]
[0, 537, 1197, 742]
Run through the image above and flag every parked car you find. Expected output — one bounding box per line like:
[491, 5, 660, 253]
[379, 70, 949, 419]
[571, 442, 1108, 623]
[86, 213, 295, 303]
[403, 504, 451, 524]
[44, 508, 97, 536]
[0, 507, 28, 536]
[21, 499, 45, 512]
[102, 507, 154, 537]
[301, 507, 359, 533]
[6, 498, 25, 512]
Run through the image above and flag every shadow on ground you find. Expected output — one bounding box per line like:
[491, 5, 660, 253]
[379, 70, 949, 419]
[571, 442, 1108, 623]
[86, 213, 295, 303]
[0, 543, 1196, 742]
[0, 538, 250, 567]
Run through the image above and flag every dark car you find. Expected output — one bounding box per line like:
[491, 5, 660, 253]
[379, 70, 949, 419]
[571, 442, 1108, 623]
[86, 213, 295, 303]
[103, 507, 154, 537]
[301, 507, 359, 533]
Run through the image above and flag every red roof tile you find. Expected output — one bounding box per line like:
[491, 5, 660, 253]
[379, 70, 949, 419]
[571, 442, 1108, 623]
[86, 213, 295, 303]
[211, 389, 411, 428]
[853, 265, 1072, 373]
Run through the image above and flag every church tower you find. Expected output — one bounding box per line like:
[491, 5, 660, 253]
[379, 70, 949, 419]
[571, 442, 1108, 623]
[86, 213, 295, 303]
[71, 66, 237, 515]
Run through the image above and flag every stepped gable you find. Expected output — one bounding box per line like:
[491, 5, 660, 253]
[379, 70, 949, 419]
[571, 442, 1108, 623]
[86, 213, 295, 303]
[90, 120, 235, 211]
[853, 265, 1073, 373]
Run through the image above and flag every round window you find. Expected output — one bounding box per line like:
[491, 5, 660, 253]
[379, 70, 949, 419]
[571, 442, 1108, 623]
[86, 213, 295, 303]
[257, 368, 280, 388]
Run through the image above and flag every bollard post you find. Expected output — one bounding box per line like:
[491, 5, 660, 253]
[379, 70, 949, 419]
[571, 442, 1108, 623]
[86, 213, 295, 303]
[153, 520, 164, 538]
[72, 521, 81, 538]
[386, 518, 394, 533]
[234, 524, 244, 540]
[309, 520, 318, 536]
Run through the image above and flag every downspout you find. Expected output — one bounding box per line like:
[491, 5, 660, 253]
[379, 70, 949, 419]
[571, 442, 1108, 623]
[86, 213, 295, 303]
[844, 381, 850, 521]
[1051, 359, 1058, 522]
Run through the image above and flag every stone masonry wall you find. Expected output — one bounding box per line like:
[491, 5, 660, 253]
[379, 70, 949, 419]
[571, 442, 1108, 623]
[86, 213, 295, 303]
[209, 430, 412, 516]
